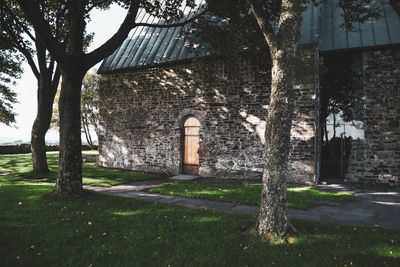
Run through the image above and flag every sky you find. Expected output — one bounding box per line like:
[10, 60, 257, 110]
[0, 4, 126, 144]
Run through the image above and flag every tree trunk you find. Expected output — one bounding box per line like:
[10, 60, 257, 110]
[54, 70, 85, 197]
[324, 123, 328, 143]
[333, 112, 336, 138]
[82, 118, 94, 150]
[30, 75, 58, 173]
[391, 0, 400, 16]
[258, 53, 296, 235]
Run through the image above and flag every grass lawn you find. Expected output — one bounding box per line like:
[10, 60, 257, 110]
[149, 181, 357, 210]
[0, 175, 399, 266]
[0, 151, 162, 186]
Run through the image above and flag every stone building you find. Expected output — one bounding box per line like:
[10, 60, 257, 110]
[97, 0, 400, 185]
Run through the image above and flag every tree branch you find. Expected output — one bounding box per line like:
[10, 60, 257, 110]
[15, 0, 65, 64]
[135, 9, 208, 28]
[36, 37, 48, 75]
[246, 0, 278, 53]
[17, 44, 40, 80]
[390, 0, 400, 17]
[1, 3, 37, 42]
[275, 0, 304, 53]
[85, 0, 109, 14]
[50, 65, 61, 96]
[2, 31, 40, 79]
[83, 0, 140, 70]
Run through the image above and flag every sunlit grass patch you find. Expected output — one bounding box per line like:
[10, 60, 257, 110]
[150, 182, 356, 210]
[0, 151, 163, 186]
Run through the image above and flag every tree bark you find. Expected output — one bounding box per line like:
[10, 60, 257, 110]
[82, 117, 94, 150]
[31, 79, 54, 173]
[390, 0, 400, 17]
[54, 68, 85, 197]
[258, 54, 295, 235]
[247, 0, 304, 236]
[30, 40, 60, 173]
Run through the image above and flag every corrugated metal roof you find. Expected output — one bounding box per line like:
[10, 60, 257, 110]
[319, 0, 400, 51]
[98, 0, 400, 73]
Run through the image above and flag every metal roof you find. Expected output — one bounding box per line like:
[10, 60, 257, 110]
[98, 0, 400, 73]
[319, 0, 400, 51]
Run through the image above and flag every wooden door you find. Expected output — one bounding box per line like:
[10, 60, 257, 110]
[183, 117, 200, 174]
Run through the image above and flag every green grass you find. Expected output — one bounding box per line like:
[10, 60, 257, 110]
[0, 151, 162, 186]
[0, 175, 399, 266]
[149, 181, 357, 210]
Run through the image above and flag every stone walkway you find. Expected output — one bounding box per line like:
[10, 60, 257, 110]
[84, 180, 400, 230]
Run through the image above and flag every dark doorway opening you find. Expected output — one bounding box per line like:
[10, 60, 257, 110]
[319, 52, 364, 181]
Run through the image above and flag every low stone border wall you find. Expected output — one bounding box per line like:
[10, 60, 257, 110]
[0, 144, 98, 154]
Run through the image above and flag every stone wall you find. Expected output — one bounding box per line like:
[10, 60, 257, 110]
[0, 144, 97, 154]
[98, 48, 317, 183]
[345, 139, 367, 182]
[362, 47, 400, 185]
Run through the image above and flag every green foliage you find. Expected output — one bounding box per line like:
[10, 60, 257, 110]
[51, 70, 100, 148]
[319, 51, 364, 140]
[188, 0, 271, 81]
[391, 0, 400, 16]
[0, 175, 399, 266]
[149, 181, 356, 210]
[81, 70, 100, 149]
[338, 0, 380, 29]
[50, 86, 60, 129]
[0, 44, 21, 125]
[188, 0, 383, 81]
[0, 151, 162, 186]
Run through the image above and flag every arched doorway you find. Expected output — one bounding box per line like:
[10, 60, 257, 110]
[183, 117, 200, 175]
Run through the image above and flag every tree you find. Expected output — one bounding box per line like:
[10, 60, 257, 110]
[81, 71, 100, 150]
[246, 0, 380, 236]
[0, 0, 66, 173]
[0, 42, 21, 125]
[193, 0, 379, 236]
[51, 71, 100, 150]
[390, 0, 400, 16]
[13, 0, 202, 198]
[320, 52, 364, 141]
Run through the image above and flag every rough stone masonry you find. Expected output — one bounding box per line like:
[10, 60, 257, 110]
[98, 47, 317, 184]
[98, 46, 399, 185]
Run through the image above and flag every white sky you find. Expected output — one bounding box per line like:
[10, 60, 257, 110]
[0, 4, 127, 144]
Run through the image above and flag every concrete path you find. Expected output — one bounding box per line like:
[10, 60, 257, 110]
[84, 180, 400, 230]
